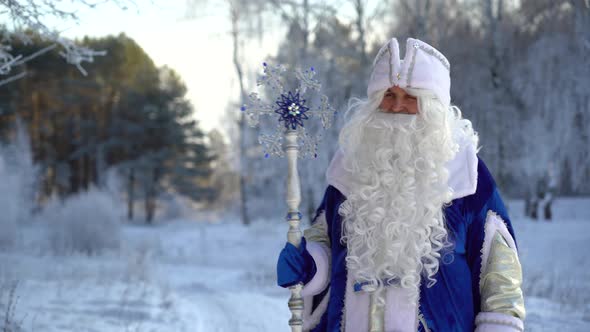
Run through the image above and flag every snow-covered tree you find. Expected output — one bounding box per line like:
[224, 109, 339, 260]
[387, 0, 590, 196]
[0, 118, 37, 248]
[0, 33, 216, 224]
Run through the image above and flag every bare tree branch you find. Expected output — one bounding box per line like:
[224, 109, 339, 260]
[0, 70, 25, 87]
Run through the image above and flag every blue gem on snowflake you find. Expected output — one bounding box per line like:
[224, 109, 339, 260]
[274, 91, 309, 130]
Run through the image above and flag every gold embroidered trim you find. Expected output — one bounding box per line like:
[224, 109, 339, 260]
[387, 43, 393, 86]
[417, 312, 430, 332]
[414, 42, 450, 70]
[475, 315, 524, 332]
[304, 210, 331, 248]
[406, 45, 418, 88]
[368, 292, 384, 332]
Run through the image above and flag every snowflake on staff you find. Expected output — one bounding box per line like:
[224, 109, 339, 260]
[241, 62, 335, 158]
[275, 91, 309, 130]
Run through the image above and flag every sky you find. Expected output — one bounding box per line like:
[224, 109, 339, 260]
[50, 0, 281, 134]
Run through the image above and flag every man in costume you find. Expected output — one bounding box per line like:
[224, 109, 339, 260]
[277, 37, 525, 332]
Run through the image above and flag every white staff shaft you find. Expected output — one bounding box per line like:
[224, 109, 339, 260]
[285, 129, 304, 331]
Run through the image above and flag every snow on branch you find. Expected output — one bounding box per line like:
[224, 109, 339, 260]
[0, 0, 135, 85]
[57, 37, 107, 76]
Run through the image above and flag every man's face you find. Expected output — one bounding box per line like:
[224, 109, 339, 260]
[378, 86, 418, 114]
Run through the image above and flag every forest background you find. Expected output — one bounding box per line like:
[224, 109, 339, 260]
[0, 0, 586, 223]
[1, 0, 588, 226]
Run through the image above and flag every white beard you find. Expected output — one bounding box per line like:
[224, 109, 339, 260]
[339, 107, 457, 304]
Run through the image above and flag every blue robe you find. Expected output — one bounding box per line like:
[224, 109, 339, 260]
[308, 157, 517, 332]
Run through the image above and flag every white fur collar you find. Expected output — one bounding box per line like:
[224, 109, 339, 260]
[326, 130, 478, 201]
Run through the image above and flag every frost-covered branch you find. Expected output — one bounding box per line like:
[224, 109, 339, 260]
[0, 70, 25, 86]
[0, 43, 55, 86]
[0, 0, 135, 85]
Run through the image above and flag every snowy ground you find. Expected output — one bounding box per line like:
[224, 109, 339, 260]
[1, 198, 589, 331]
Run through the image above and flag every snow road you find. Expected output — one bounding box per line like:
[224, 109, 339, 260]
[1, 198, 589, 331]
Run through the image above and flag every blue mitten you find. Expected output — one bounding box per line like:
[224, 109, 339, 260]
[277, 237, 317, 288]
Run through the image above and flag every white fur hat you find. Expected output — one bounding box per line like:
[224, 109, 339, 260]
[367, 38, 451, 106]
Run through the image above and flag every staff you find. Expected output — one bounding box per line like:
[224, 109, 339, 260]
[242, 63, 334, 331]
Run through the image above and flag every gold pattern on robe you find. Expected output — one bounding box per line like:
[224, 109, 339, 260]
[304, 211, 331, 248]
[369, 292, 385, 332]
[417, 312, 430, 332]
[480, 232, 526, 320]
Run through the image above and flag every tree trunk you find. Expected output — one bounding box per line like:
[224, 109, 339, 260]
[127, 167, 135, 221]
[145, 167, 160, 224]
[301, 0, 310, 61]
[231, 3, 251, 225]
[353, 0, 368, 67]
[416, 0, 431, 42]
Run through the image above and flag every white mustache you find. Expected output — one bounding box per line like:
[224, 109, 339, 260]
[367, 111, 417, 129]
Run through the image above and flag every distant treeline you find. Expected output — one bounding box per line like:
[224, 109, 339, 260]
[230, 0, 590, 221]
[0, 32, 216, 223]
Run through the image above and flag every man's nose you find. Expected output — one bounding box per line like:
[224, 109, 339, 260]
[390, 99, 404, 113]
